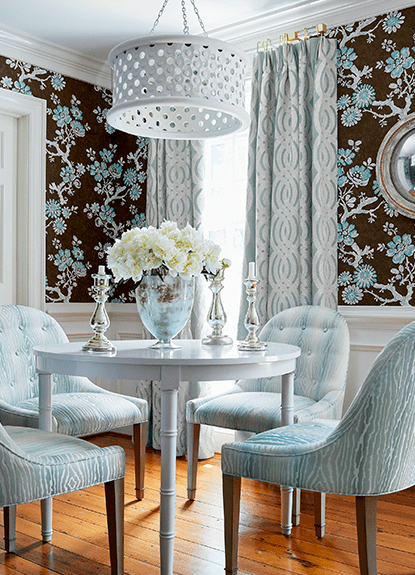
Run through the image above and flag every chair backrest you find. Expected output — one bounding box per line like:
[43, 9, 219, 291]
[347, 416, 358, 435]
[322, 319, 415, 494]
[0, 305, 69, 405]
[238, 305, 350, 402]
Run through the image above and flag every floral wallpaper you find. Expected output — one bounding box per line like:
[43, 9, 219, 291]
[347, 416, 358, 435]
[330, 6, 415, 305]
[0, 56, 147, 303]
[3, 5, 415, 307]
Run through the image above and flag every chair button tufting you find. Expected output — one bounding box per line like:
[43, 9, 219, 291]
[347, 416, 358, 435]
[19, 325, 24, 330]
[323, 327, 328, 333]
[307, 350, 311, 356]
[279, 325, 284, 330]
[302, 325, 306, 330]
[10, 381, 13, 387]
[15, 351, 19, 356]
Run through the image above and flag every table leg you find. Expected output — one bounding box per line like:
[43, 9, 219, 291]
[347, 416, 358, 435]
[38, 372, 53, 542]
[280, 371, 294, 536]
[160, 367, 180, 575]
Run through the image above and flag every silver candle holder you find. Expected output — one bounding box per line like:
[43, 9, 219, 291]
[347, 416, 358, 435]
[238, 263, 266, 351]
[202, 267, 233, 346]
[82, 266, 116, 353]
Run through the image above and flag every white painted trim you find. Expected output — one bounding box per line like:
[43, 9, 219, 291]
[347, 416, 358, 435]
[45, 302, 138, 322]
[1, 0, 414, 85]
[338, 305, 415, 330]
[350, 343, 385, 353]
[212, 0, 415, 54]
[0, 24, 112, 88]
[213, 427, 235, 453]
[0, 88, 46, 310]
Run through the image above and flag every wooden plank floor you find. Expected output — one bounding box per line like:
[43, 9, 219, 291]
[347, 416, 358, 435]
[1, 432, 415, 575]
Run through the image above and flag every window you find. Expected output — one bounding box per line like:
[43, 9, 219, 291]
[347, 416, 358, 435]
[204, 132, 248, 339]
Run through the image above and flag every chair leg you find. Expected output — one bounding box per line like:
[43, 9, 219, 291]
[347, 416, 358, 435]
[314, 492, 326, 538]
[133, 422, 147, 500]
[105, 478, 124, 575]
[223, 473, 241, 575]
[4, 506, 16, 552]
[355, 496, 377, 575]
[292, 488, 301, 526]
[187, 422, 201, 500]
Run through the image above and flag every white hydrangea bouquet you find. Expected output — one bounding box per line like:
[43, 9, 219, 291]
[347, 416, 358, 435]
[107, 220, 223, 285]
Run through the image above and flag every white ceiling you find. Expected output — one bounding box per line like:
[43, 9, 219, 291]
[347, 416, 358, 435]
[0, 0, 414, 86]
[1, 0, 306, 62]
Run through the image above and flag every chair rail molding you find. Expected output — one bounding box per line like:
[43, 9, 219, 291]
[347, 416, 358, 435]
[338, 305, 415, 412]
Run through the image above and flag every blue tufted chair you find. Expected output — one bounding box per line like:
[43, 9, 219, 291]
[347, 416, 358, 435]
[221, 319, 415, 575]
[186, 305, 350, 508]
[0, 422, 124, 574]
[0, 305, 148, 500]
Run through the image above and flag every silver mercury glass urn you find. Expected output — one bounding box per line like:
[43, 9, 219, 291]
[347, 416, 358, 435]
[82, 266, 116, 353]
[238, 262, 267, 351]
[202, 267, 233, 346]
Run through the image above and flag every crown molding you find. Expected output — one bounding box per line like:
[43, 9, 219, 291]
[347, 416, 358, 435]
[211, 0, 415, 54]
[0, 0, 414, 86]
[0, 24, 112, 88]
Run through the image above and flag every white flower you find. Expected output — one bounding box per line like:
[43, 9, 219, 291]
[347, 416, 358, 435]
[106, 221, 223, 282]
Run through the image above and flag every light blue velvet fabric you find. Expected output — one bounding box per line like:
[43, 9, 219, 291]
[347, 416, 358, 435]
[222, 320, 415, 497]
[187, 306, 350, 431]
[0, 423, 125, 507]
[0, 305, 148, 436]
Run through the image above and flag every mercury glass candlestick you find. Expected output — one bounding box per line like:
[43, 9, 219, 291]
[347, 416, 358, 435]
[202, 267, 233, 346]
[238, 262, 267, 351]
[82, 266, 116, 353]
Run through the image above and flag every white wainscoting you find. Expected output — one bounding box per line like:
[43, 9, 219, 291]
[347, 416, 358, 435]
[338, 306, 415, 413]
[47, 303, 415, 449]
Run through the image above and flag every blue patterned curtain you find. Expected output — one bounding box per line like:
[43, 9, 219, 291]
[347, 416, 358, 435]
[239, 37, 338, 337]
[137, 139, 214, 458]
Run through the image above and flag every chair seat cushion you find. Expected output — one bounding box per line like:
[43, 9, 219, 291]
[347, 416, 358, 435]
[7, 425, 109, 457]
[192, 392, 316, 433]
[221, 419, 340, 486]
[17, 392, 147, 437]
[4, 426, 125, 504]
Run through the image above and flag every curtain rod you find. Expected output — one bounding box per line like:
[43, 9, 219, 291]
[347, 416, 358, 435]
[257, 23, 327, 52]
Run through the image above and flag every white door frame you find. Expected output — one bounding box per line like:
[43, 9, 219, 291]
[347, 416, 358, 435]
[0, 88, 46, 310]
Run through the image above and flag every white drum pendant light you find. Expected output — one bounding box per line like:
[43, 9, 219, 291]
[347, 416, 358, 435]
[107, 0, 250, 140]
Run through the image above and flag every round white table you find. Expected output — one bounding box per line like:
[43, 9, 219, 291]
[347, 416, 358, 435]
[34, 339, 301, 575]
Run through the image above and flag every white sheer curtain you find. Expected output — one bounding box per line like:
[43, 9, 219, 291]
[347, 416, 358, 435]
[239, 37, 338, 337]
[137, 138, 214, 458]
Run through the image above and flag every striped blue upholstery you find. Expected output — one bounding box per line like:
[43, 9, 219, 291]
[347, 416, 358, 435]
[186, 306, 349, 501]
[221, 320, 415, 575]
[222, 319, 415, 495]
[187, 306, 350, 430]
[0, 305, 148, 434]
[1, 424, 125, 507]
[0, 421, 125, 573]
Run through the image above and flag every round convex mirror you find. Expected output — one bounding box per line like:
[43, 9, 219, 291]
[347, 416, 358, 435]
[377, 112, 415, 218]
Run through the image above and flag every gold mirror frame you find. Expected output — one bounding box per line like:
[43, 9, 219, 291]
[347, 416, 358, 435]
[377, 112, 415, 219]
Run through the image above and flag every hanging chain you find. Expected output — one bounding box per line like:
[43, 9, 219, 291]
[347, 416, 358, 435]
[181, 0, 189, 34]
[189, 0, 208, 36]
[149, 0, 171, 34]
[149, 0, 208, 36]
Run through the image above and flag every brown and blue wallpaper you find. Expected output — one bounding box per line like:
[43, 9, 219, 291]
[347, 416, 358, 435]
[2, 4, 415, 305]
[0, 57, 148, 303]
[330, 7, 415, 305]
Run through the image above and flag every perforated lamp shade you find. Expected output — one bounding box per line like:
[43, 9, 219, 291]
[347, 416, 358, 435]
[107, 35, 250, 139]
